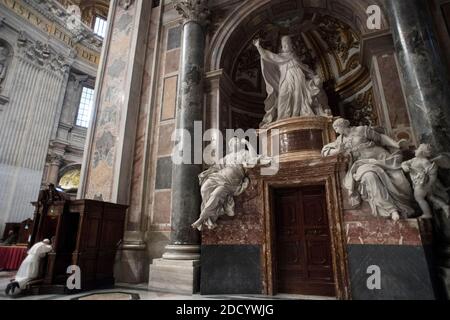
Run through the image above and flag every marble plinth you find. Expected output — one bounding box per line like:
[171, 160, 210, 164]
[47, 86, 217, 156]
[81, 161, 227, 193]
[259, 116, 335, 162]
[148, 258, 200, 294]
[345, 210, 433, 246]
[344, 209, 440, 299]
[347, 244, 438, 300]
[200, 245, 262, 295]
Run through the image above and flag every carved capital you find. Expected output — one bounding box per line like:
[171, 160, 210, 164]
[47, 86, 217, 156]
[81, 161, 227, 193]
[48, 153, 64, 166]
[16, 35, 70, 75]
[173, 0, 210, 26]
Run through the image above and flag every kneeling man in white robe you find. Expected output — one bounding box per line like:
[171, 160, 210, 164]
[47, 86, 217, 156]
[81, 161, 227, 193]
[5, 239, 52, 295]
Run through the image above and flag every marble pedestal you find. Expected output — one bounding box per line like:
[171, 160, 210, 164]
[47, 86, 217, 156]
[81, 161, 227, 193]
[148, 244, 201, 294]
[260, 116, 335, 162]
[345, 207, 440, 299]
[148, 259, 200, 294]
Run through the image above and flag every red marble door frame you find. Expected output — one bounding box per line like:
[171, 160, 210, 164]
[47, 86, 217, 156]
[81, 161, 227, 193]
[259, 155, 351, 299]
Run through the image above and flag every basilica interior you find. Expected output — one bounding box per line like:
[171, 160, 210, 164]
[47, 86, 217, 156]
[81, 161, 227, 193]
[1, 0, 450, 301]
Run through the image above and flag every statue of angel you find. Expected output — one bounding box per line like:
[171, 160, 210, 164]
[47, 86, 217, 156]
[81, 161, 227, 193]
[402, 144, 450, 219]
[192, 137, 269, 231]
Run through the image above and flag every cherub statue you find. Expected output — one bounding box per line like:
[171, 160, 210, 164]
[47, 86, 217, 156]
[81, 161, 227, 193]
[401, 144, 450, 219]
[192, 137, 269, 231]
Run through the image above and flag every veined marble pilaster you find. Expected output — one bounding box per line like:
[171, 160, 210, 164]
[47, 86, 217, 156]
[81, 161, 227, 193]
[79, 0, 153, 283]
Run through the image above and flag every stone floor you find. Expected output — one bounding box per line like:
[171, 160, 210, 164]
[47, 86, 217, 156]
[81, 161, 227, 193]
[0, 271, 334, 300]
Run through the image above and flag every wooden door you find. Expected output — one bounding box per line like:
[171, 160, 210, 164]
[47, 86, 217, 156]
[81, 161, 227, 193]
[274, 186, 335, 297]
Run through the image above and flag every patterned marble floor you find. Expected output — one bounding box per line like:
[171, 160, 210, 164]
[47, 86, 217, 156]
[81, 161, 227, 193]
[0, 271, 334, 300]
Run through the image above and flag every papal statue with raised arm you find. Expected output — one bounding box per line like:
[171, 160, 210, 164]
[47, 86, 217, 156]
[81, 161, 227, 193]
[254, 36, 329, 127]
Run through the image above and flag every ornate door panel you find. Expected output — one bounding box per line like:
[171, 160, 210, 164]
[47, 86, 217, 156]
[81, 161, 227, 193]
[274, 186, 335, 297]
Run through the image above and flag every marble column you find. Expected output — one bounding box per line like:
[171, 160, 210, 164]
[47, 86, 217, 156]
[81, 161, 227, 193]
[387, 0, 450, 152]
[387, 0, 450, 298]
[148, 0, 209, 294]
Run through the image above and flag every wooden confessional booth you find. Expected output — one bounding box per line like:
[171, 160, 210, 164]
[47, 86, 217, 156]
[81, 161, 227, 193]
[28, 195, 127, 294]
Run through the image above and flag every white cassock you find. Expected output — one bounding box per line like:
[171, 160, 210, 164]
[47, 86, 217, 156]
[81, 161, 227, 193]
[15, 241, 52, 289]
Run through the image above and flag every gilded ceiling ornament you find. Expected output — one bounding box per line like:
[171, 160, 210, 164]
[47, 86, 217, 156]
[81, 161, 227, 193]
[59, 169, 81, 191]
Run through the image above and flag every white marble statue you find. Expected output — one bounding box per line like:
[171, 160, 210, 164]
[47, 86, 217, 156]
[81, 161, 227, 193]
[402, 144, 450, 219]
[192, 138, 266, 231]
[322, 118, 415, 221]
[5, 239, 53, 295]
[253, 36, 330, 127]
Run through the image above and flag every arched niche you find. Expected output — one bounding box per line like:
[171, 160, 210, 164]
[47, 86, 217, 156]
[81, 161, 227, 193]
[204, 0, 391, 132]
